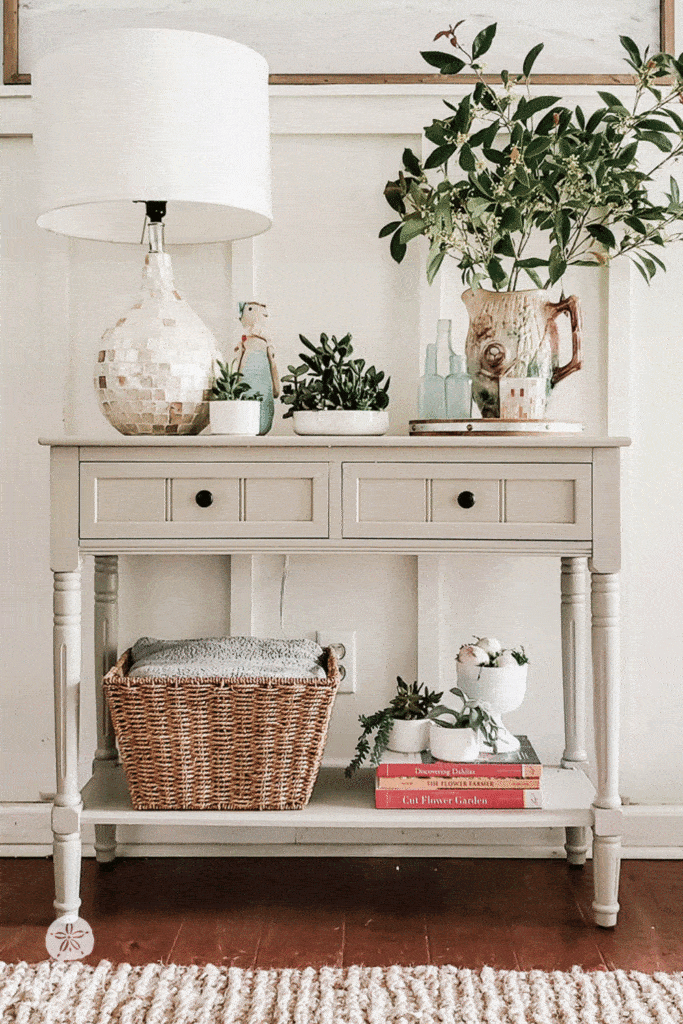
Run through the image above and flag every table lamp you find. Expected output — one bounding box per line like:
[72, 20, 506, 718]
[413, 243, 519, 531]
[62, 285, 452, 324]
[32, 29, 272, 435]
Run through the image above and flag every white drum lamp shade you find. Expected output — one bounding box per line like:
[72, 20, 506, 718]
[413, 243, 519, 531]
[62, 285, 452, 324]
[33, 29, 272, 244]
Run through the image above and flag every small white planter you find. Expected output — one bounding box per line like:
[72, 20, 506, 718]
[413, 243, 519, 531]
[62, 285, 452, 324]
[387, 718, 430, 753]
[209, 400, 261, 436]
[429, 723, 479, 762]
[293, 410, 389, 436]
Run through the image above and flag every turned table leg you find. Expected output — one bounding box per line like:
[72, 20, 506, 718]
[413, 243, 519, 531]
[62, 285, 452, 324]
[590, 570, 622, 928]
[52, 566, 83, 921]
[93, 555, 118, 865]
[560, 557, 589, 866]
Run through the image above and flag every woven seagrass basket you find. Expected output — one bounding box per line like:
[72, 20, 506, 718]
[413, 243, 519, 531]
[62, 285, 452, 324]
[103, 647, 340, 811]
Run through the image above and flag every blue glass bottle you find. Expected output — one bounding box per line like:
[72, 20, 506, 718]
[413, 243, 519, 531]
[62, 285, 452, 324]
[445, 352, 472, 418]
[418, 343, 446, 419]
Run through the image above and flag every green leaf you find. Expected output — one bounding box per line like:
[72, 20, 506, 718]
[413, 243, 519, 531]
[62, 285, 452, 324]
[598, 90, 629, 111]
[468, 121, 499, 149]
[522, 42, 544, 78]
[523, 266, 544, 288]
[632, 258, 652, 285]
[516, 257, 548, 268]
[575, 106, 585, 129]
[472, 23, 497, 60]
[554, 209, 571, 247]
[494, 234, 516, 258]
[402, 147, 422, 176]
[390, 229, 407, 263]
[514, 95, 561, 121]
[459, 145, 476, 172]
[426, 248, 446, 284]
[635, 117, 675, 133]
[671, 175, 680, 204]
[384, 180, 405, 214]
[499, 206, 523, 233]
[420, 50, 466, 74]
[379, 221, 401, 238]
[587, 223, 616, 248]
[620, 35, 641, 66]
[638, 130, 673, 152]
[424, 143, 456, 169]
[487, 257, 507, 286]
[624, 216, 647, 235]
[585, 109, 605, 134]
[525, 135, 552, 159]
[548, 250, 567, 283]
[399, 217, 427, 243]
[452, 93, 471, 133]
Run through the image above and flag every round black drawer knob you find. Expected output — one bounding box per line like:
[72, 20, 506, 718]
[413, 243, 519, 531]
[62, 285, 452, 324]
[195, 490, 213, 508]
[457, 490, 476, 509]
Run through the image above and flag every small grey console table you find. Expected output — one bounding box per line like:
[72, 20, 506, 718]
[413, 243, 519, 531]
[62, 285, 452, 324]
[42, 434, 629, 927]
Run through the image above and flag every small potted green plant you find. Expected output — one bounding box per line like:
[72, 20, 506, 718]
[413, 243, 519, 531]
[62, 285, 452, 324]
[280, 332, 391, 435]
[209, 359, 263, 436]
[345, 678, 443, 776]
[456, 637, 529, 752]
[428, 687, 502, 762]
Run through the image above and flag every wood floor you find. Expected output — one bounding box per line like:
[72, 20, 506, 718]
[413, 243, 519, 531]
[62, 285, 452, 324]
[1, 857, 682, 972]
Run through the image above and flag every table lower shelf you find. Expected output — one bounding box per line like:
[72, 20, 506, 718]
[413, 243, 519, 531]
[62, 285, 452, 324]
[80, 764, 595, 830]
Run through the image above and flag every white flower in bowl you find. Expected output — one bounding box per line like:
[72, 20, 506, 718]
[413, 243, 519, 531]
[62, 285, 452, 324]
[493, 650, 518, 668]
[474, 637, 502, 658]
[457, 644, 489, 666]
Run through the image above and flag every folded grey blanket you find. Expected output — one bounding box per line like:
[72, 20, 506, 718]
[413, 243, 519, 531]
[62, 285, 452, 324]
[128, 636, 328, 680]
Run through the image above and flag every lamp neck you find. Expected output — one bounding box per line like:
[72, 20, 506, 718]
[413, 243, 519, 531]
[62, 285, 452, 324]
[148, 221, 165, 254]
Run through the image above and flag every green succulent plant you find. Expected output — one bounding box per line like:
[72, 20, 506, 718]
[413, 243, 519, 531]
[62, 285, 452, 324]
[210, 359, 263, 402]
[280, 333, 390, 416]
[345, 678, 442, 777]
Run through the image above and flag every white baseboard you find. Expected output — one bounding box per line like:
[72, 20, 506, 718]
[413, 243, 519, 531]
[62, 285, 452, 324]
[3, 802, 683, 858]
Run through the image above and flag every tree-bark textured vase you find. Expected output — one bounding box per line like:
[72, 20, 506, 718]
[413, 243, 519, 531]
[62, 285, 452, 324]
[95, 250, 220, 435]
[462, 288, 583, 418]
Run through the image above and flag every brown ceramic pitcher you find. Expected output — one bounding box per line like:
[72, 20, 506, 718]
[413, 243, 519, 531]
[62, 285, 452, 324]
[462, 288, 583, 418]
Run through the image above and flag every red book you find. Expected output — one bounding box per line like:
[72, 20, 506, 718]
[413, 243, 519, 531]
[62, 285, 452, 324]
[375, 788, 542, 809]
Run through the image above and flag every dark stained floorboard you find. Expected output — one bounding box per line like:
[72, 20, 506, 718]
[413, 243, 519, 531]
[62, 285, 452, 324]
[2, 857, 683, 971]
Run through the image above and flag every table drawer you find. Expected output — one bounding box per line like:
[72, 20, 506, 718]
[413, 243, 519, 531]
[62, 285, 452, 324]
[80, 462, 329, 539]
[342, 463, 592, 540]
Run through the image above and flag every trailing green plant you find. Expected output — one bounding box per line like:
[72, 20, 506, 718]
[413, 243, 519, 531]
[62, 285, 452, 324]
[428, 686, 502, 751]
[280, 333, 391, 416]
[210, 359, 263, 401]
[381, 21, 683, 290]
[345, 678, 442, 776]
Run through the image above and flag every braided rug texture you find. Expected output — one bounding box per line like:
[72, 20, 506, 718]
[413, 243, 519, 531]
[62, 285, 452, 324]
[1, 961, 683, 1023]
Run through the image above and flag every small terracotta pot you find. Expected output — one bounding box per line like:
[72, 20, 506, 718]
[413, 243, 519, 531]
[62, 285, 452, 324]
[387, 718, 430, 753]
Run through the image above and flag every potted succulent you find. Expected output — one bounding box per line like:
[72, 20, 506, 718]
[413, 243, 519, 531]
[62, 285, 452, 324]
[208, 359, 263, 435]
[280, 332, 391, 435]
[455, 637, 529, 752]
[428, 686, 502, 761]
[345, 677, 442, 776]
[381, 22, 683, 417]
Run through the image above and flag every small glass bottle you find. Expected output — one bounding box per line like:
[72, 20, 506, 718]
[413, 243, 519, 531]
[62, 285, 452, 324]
[418, 343, 446, 419]
[445, 351, 472, 419]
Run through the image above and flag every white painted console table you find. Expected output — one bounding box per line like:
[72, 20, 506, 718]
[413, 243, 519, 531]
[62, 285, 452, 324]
[42, 434, 628, 927]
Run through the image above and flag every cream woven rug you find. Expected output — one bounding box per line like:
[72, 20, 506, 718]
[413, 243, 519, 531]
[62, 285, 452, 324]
[2, 961, 683, 1023]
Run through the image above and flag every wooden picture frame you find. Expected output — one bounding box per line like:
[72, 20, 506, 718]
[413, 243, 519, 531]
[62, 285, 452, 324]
[3, 0, 676, 87]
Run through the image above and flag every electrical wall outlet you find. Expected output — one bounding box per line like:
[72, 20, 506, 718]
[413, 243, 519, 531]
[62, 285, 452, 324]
[316, 630, 356, 693]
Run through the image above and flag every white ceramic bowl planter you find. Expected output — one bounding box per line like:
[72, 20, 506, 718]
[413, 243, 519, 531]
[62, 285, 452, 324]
[429, 722, 479, 762]
[387, 718, 430, 753]
[293, 410, 389, 436]
[209, 400, 261, 436]
[456, 662, 527, 753]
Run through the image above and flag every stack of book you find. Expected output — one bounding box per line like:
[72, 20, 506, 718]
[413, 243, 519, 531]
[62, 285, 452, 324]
[375, 735, 543, 809]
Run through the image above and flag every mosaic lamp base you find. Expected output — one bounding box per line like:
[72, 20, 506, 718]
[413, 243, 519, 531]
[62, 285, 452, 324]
[95, 220, 219, 436]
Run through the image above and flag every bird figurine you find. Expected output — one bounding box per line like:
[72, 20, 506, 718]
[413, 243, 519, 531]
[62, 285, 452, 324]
[233, 301, 280, 434]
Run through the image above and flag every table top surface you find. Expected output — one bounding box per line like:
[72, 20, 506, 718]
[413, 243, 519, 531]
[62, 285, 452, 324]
[39, 434, 631, 449]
